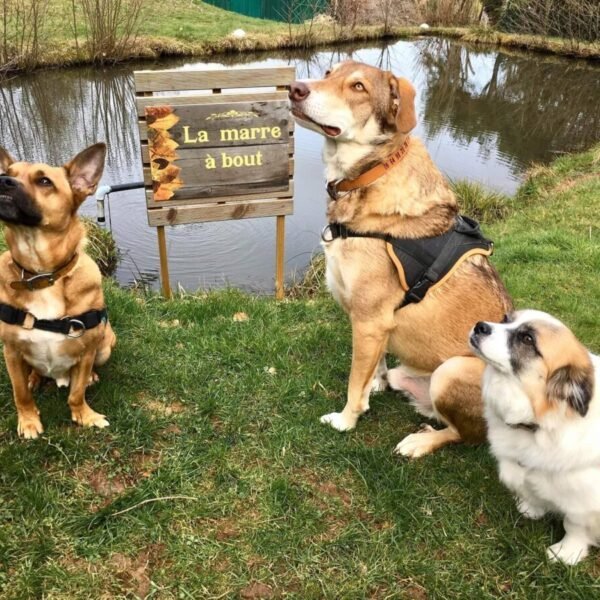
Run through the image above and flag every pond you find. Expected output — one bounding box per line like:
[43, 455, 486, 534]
[0, 38, 598, 292]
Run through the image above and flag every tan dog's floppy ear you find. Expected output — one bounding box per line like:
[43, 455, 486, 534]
[547, 360, 594, 417]
[390, 77, 416, 134]
[0, 146, 15, 173]
[64, 143, 106, 205]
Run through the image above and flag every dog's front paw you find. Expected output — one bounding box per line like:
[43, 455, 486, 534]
[547, 538, 589, 565]
[17, 414, 44, 439]
[517, 497, 547, 520]
[394, 425, 437, 458]
[320, 412, 357, 432]
[71, 406, 109, 429]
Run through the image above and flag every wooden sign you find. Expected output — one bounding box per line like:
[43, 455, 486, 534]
[134, 66, 296, 298]
[145, 101, 290, 202]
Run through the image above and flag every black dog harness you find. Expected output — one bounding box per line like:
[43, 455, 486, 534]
[0, 304, 108, 338]
[322, 215, 493, 309]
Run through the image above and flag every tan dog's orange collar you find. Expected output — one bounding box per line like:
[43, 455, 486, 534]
[327, 137, 411, 200]
[10, 253, 79, 291]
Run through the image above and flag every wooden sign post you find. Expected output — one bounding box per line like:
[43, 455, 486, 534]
[134, 66, 295, 298]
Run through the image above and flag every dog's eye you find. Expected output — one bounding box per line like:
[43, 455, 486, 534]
[501, 314, 510, 323]
[324, 69, 331, 77]
[36, 177, 53, 187]
[353, 82, 365, 91]
[519, 332, 535, 346]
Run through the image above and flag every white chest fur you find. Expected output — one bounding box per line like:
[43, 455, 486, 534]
[18, 289, 75, 386]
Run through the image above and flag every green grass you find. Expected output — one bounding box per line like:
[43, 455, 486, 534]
[0, 146, 599, 598]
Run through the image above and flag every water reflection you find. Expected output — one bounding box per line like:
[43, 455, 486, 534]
[416, 38, 600, 164]
[0, 39, 598, 292]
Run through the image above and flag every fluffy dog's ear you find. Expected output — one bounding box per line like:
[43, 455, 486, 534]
[390, 77, 417, 134]
[64, 143, 106, 205]
[547, 361, 594, 416]
[0, 146, 15, 173]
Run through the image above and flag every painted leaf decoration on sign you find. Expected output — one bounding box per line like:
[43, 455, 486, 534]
[146, 105, 182, 201]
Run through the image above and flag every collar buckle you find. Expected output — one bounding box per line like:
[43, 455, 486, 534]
[326, 180, 340, 201]
[22, 312, 36, 330]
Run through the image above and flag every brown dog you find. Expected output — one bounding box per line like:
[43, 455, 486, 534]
[290, 61, 513, 457]
[0, 143, 116, 439]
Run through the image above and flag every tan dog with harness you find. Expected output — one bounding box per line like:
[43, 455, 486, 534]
[0, 143, 116, 439]
[290, 61, 513, 456]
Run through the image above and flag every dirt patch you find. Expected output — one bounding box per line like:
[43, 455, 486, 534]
[110, 543, 165, 599]
[398, 579, 428, 600]
[89, 468, 127, 499]
[214, 518, 240, 541]
[240, 581, 274, 599]
[136, 391, 187, 417]
[553, 173, 600, 193]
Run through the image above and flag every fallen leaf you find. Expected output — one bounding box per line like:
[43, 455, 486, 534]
[233, 312, 249, 322]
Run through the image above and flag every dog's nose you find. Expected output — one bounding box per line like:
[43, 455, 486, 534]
[474, 321, 492, 336]
[0, 176, 17, 191]
[289, 81, 310, 102]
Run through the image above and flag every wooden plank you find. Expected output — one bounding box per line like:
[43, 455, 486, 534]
[140, 139, 294, 163]
[275, 215, 285, 300]
[156, 226, 171, 298]
[147, 144, 289, 201]
[144, 158, 295, 186]
[146, 101, 289, 149]
[136, 91, 290, 116]
[147, 198, 294, 226]
[138, 117, 293, 142]
[135, 66, 295, 93]
[145, 183, 294, 208]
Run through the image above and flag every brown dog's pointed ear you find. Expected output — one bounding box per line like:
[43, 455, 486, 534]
[0, 146, 15, 173]
[390, 77, 417, 134]
[548, 361, 594, 417]
[64, 143, 106, 204]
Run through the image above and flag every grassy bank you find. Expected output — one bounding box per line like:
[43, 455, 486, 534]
[2, 1, 599, 75]
[0, 145, 598, 597]
[0, 218, 118, 277]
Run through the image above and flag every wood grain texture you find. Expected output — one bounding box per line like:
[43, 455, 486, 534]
[135, 91, 291, 116]
[147, 198, 293, 226]
[146, 101, 289, 149]
[134, 66, 295, 93]
[145, 183, 294, 208]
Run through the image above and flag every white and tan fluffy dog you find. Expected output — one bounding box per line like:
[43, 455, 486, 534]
[469, 309, 599, 564]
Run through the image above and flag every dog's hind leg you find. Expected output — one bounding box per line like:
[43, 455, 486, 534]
[68, 349, 109, 429]
[394, 356, 486, 458]
[321, 321, 389, 431]
[89, 322, 116, 385]
[370, 354, 389, 393]
[4, 345, 43, 439]
[387, 365, 433, 418]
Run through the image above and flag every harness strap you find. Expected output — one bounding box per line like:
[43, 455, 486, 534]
[322, 215, 493, 310]
[10, 253, 79, 291]
[398, 231, 459, 308]
[0, 303, 108, 337]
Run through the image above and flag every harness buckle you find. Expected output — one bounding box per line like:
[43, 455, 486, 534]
[66, 318, 86, 339]
[321, 224, 334, 243]
[22, 312, 36, 330]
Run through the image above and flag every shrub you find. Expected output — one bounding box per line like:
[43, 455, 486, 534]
[499, 0, 600, 42]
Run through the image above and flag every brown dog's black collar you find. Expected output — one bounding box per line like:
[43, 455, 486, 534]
[326, 137, 411, 200]
[10, 253, 79, 291]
